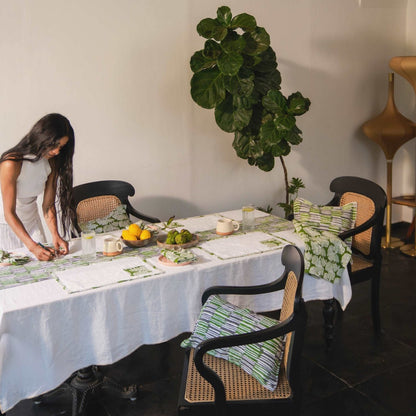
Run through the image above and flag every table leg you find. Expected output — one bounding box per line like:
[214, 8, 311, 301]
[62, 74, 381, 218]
[34, 365, 137, 415]
[70, 366, 137, 415]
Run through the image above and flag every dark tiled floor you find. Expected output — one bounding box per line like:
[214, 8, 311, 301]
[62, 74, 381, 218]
[6, 224, 416, 416]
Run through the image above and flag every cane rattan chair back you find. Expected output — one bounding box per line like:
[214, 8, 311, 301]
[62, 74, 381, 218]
[328, 176, 387, 332]
[178, 245, 307, 416]
[72, 180, 160, 233]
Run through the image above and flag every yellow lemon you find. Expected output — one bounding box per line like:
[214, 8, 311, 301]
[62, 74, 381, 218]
[140, 229, 152, 240]
[128, 223, 142, 238]
[122, 230, 137, 241]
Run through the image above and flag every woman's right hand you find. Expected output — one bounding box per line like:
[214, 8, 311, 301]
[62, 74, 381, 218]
[30, 243, 55, 261]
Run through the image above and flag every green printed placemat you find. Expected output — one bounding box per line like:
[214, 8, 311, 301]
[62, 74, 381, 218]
[55, 254, 164, 293]
[199, 232, 290, 260]
[256, 215, 294, 233]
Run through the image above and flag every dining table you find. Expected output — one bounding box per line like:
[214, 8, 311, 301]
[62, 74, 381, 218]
[0, 209, 352, 413]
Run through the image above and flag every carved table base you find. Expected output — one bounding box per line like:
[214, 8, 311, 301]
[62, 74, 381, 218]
[35, 365, 137, 416]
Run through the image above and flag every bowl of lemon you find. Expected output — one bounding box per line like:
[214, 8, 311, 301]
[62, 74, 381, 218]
[121, 223, 153, 248]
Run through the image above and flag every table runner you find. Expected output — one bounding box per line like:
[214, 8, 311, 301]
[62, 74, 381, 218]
[0, 211, 293, 293]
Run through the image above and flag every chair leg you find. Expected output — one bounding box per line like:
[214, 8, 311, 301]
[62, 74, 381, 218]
[322, 298, 337, 350]
[371, 274, 382, 334]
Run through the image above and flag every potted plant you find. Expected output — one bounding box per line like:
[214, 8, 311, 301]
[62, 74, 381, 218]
[190, 6, 310, 215]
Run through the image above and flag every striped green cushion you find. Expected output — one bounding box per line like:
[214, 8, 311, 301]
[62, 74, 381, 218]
[181, 294, 285, 391]
[293, 198, 357, 243]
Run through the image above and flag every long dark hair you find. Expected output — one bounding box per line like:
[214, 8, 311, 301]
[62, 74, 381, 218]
[0, 113, 75, 236]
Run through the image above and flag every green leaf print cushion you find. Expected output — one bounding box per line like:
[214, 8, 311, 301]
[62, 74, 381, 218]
[79, 204, 131, 234]
[293, 220, 352, 283]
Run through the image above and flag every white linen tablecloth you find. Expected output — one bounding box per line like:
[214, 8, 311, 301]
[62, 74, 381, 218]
[0, 210, 351, 412]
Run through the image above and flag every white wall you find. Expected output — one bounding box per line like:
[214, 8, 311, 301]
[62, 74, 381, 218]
[1, 0, 415, 225]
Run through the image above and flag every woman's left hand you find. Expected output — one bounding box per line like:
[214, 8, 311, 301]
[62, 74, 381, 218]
[53, 237, 69, 255]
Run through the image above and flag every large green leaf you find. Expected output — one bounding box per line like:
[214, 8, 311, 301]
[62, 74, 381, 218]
[232, 131, 251, 159]
[254, 152, 275, 171]
[191, 67, 225, 109]
[287, 91, 311, 116]
[217, 6, 232, 26]
[233, 131, 266, 162]
[253, 47, 278, 73]
[285, 130, 303, 145]
[262, 90, 287, 114]
[232, 95, 255, 109]
[217, 52, 243, 76]
[253, 70, 281, 97]
[215, 94, 252, 132]
[221, 31, 246, 53]
[243, 54, 262, 68]
[190, 50, 216, 73]
[223, 74, 254, 97]
[203, 40, 222, 60]
[259, 120, 281, 143]
[230, 13, 257, 31]
[243, 27, 270, 56]
[274, 114, 296, 131]
[250, 140, 265, 159]
[197, 18, 227, 41]
[269, 139, 291, 157]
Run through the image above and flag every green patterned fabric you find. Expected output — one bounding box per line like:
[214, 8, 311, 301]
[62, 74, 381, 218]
[160, 248, 197, 264]
[293, 220, 351, 283]
[181, 294, 285, 391]
[79, 204, 131, 234]
[293, 198, 357, 246]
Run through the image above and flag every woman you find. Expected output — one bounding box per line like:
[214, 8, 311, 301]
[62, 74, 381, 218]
[0, 113, 75, 261]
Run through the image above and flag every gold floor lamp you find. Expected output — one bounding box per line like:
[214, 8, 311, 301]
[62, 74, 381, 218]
[362, 64, 416, 249]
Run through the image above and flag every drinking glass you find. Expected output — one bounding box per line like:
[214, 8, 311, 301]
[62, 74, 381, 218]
[242, 205, 255, 232]
[81, 231, 96, 259]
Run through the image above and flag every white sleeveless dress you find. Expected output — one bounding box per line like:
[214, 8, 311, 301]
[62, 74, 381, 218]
[0, 157, 51, 250]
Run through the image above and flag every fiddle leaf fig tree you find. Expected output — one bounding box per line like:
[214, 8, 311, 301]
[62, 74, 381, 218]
[190, 6, 311, 208]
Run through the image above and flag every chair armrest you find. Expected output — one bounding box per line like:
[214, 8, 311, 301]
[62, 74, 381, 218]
[338, 214, 377, 241]
[127, 203, 160, 223]
[192, 315, 296, 405]
[326, 196, 340, 207]
[202, 277, 286, 305]
[194, 315, 295, 357]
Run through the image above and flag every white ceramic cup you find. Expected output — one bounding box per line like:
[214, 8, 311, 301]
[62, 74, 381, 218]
[216, 218, 240, 235]
[103, 236, 123, 256]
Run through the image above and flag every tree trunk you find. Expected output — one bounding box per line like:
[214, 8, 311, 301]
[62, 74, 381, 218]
[279, 156, 289, 205]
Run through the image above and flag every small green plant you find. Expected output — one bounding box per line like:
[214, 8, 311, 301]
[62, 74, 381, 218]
[256, 204, 273, 214]
[277, 177, 305, 218]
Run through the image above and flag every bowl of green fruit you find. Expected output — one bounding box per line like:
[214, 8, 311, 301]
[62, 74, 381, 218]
[157, 229, 199, 249]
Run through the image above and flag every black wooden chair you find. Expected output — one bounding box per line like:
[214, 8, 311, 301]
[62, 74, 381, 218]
[177, 245, 307, 416]
[72, 180, 160, 234]
[322, 176, 387, 346]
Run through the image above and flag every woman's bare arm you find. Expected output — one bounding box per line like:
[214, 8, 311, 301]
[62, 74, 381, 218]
[0, 160, 55, 260]
[42, 165, 68, 254]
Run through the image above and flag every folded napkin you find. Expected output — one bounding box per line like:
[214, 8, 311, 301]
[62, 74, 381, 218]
[160, 248, 197, 264]
[0, 249, 31, 266]
[293, 220, 351, 283]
